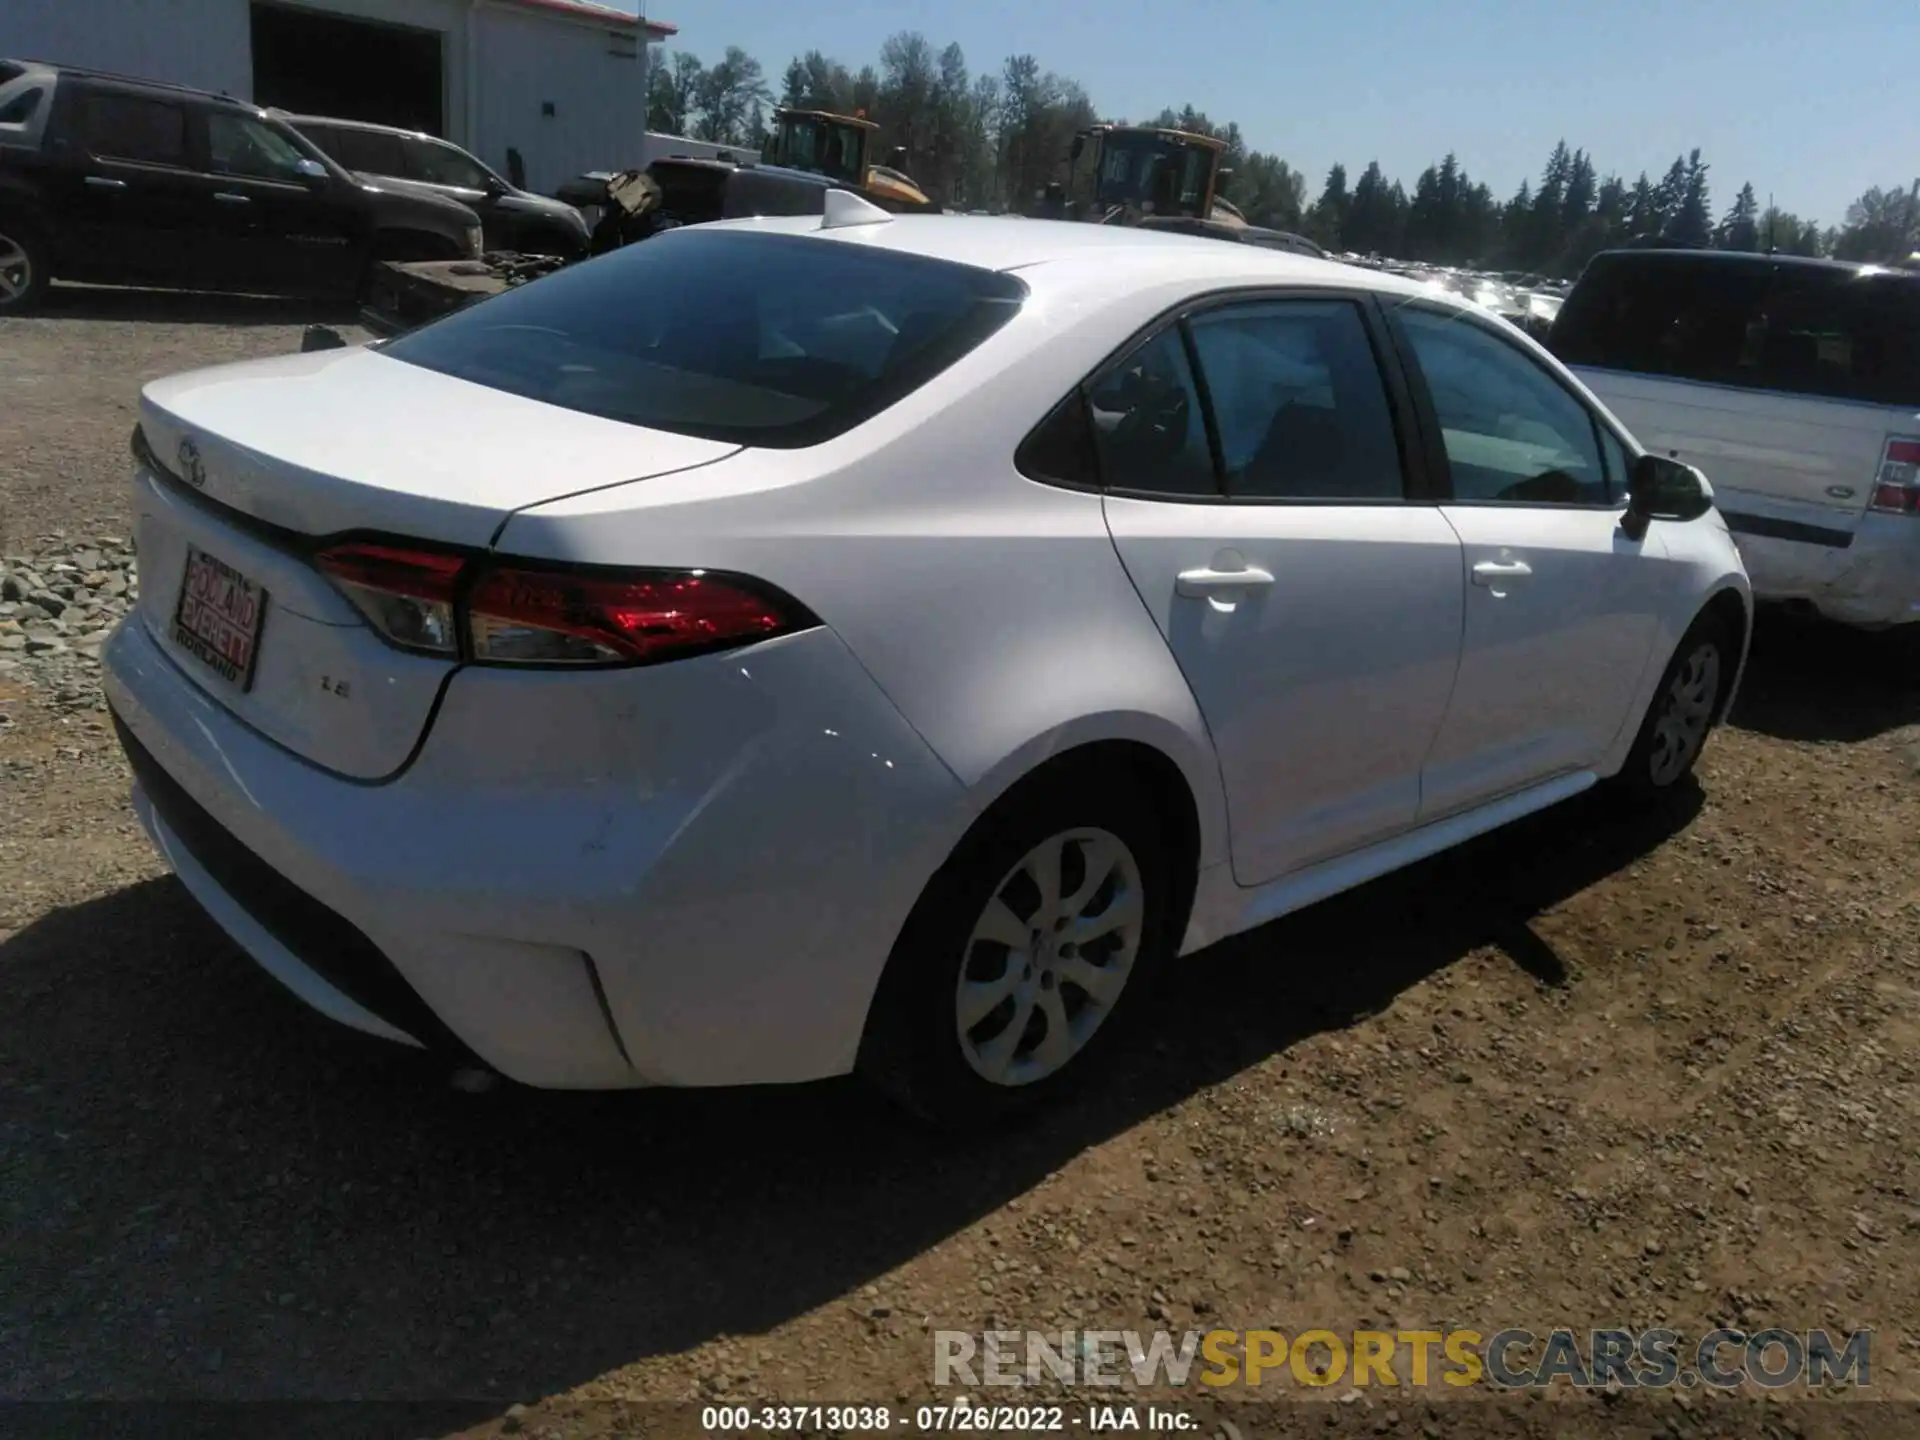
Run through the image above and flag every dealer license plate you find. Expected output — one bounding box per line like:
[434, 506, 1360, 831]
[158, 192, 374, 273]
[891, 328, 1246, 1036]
[172, 545, 267, 691]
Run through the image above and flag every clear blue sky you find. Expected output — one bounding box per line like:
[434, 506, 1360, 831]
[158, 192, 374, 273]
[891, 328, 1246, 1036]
[625, 0, 1917, 228]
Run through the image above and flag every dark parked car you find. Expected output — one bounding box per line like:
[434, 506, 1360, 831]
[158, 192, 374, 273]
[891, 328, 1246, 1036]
[279, 114, 589, 258]
[0, 59, 482, 313]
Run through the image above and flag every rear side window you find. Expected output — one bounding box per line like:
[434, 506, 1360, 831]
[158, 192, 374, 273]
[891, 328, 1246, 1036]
[1186, 300, 1405, 500]
[76, 93, 187, 166]
[1085, 328, 1216, 497]
[1552, 255, 1920, 407]
[325, 125, 407, 177]
[0, 87, 43, 126]
[383, 228, 1027, 446]
[1752, 269, 1920, 407]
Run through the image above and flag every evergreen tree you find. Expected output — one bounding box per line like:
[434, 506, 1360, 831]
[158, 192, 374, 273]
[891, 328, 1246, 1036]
[1716, 182, 1760, 252]
[1625, 173, 1658, 239]
[656, 37, 1833, 262]
[1653, 156, 1689, 237]
[1670, 149, 1712, 247]
[1310, 163, 1350, 249]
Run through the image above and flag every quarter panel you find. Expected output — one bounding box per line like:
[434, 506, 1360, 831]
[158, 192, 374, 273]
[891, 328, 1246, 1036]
[496, 278, 1242, 873]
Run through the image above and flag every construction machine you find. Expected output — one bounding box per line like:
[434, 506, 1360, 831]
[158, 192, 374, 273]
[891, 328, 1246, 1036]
[760, 107, 936, 211]
[1059, 124, 1242, 229]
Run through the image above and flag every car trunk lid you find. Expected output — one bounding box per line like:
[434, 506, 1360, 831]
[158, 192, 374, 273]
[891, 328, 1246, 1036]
[131, 347, 738, 779]
[138, 347, 739, 546]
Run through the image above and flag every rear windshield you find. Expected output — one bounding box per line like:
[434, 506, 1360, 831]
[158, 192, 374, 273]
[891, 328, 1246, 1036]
[383, 228, 1027, 447]
[1550, 254, 1920, 408]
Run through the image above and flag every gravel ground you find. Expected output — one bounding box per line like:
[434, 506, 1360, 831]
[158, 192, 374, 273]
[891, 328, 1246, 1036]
[2, 289, 1918, 1440]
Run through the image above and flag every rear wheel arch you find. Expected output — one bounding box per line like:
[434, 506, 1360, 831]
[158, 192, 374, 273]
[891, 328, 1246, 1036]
[960, 716, 1226, 878]
[857, 736, 1202, 1124]
[960, 738, 1203, 902]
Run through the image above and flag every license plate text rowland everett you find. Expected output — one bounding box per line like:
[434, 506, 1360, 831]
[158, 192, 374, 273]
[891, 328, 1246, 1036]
[172, 546, 265, 689]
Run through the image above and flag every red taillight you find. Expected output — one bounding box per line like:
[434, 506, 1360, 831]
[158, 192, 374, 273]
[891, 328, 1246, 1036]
[316, 542, 466, 655]
[315, 542, 807, 667]
[1870, 482, 1919, 513]
[1869, 434, 1920, 516]
[468, 567, 793, 665]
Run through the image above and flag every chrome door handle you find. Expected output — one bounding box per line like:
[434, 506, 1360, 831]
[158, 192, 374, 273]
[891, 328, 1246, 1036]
[213, 192, 251, 204]
[85, 175, 127, 190]
[1176, 564, 1276, 597]
[1471, 559, 1533, 587]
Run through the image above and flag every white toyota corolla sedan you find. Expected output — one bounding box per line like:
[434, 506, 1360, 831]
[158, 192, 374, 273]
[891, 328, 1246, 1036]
[103, 194, 1751, 1124]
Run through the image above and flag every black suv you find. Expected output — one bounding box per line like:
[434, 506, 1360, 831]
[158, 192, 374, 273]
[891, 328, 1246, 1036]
[0, 59, 483, 313]
[280, 114, 588, 259]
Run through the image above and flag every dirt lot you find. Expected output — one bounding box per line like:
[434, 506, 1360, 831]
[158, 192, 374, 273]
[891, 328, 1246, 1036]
[2, 288, 1918, 1440]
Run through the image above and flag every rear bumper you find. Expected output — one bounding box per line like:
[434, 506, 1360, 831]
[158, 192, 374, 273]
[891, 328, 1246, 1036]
[102, 614, 970, 1089]
[1727, 512, 1920, 629]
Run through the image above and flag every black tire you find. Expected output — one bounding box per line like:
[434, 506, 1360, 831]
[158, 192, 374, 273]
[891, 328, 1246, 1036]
[0, 217, 50, 315]
[857, 770, 1183, 1128]
[1608, 612, 1737, 805]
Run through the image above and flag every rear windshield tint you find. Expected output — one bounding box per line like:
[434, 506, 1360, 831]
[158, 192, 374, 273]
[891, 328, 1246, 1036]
[383, 228, 1027, 446]
[1551, 254, 1920, 408]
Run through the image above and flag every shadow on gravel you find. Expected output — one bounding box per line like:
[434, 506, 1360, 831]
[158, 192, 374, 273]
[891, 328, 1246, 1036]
[36, 284, 359, 328]
[0, 784, 1698, 1425]
[1729, 607, 1919, 744]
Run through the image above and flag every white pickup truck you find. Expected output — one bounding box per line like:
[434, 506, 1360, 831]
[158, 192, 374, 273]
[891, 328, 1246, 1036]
[1551, 249, 1920, 630]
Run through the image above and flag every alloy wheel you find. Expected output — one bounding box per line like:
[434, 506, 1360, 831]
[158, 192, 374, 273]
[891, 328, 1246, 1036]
[0, 233, 30, 304]
[955, 827, 1145, 1087]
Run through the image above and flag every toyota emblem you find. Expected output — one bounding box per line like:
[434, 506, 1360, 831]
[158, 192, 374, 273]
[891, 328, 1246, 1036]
[177, 437, 206, 489]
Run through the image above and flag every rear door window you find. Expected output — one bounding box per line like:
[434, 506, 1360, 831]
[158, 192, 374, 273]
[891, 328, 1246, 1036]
[76, 92, 188, 167]
[1185, 299, 1406, 500]
[383, 228, 1027, 446]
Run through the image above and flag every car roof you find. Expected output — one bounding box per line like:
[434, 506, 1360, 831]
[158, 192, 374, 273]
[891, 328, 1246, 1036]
[1589, 247, 1913, 279]
[3, 56, 257, 109]
[275, 111, 445, 144]
[698, 211, 1434, 301]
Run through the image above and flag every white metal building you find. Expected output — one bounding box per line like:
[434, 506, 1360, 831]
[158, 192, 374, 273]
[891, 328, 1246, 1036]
[3, 0, 677, 194]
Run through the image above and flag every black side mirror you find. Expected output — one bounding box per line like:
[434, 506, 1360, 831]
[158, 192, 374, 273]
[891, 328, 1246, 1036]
[1622, 453, 1713, 539]
[300, 324, 348, 353]
[1069, 135, 1085, 161]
